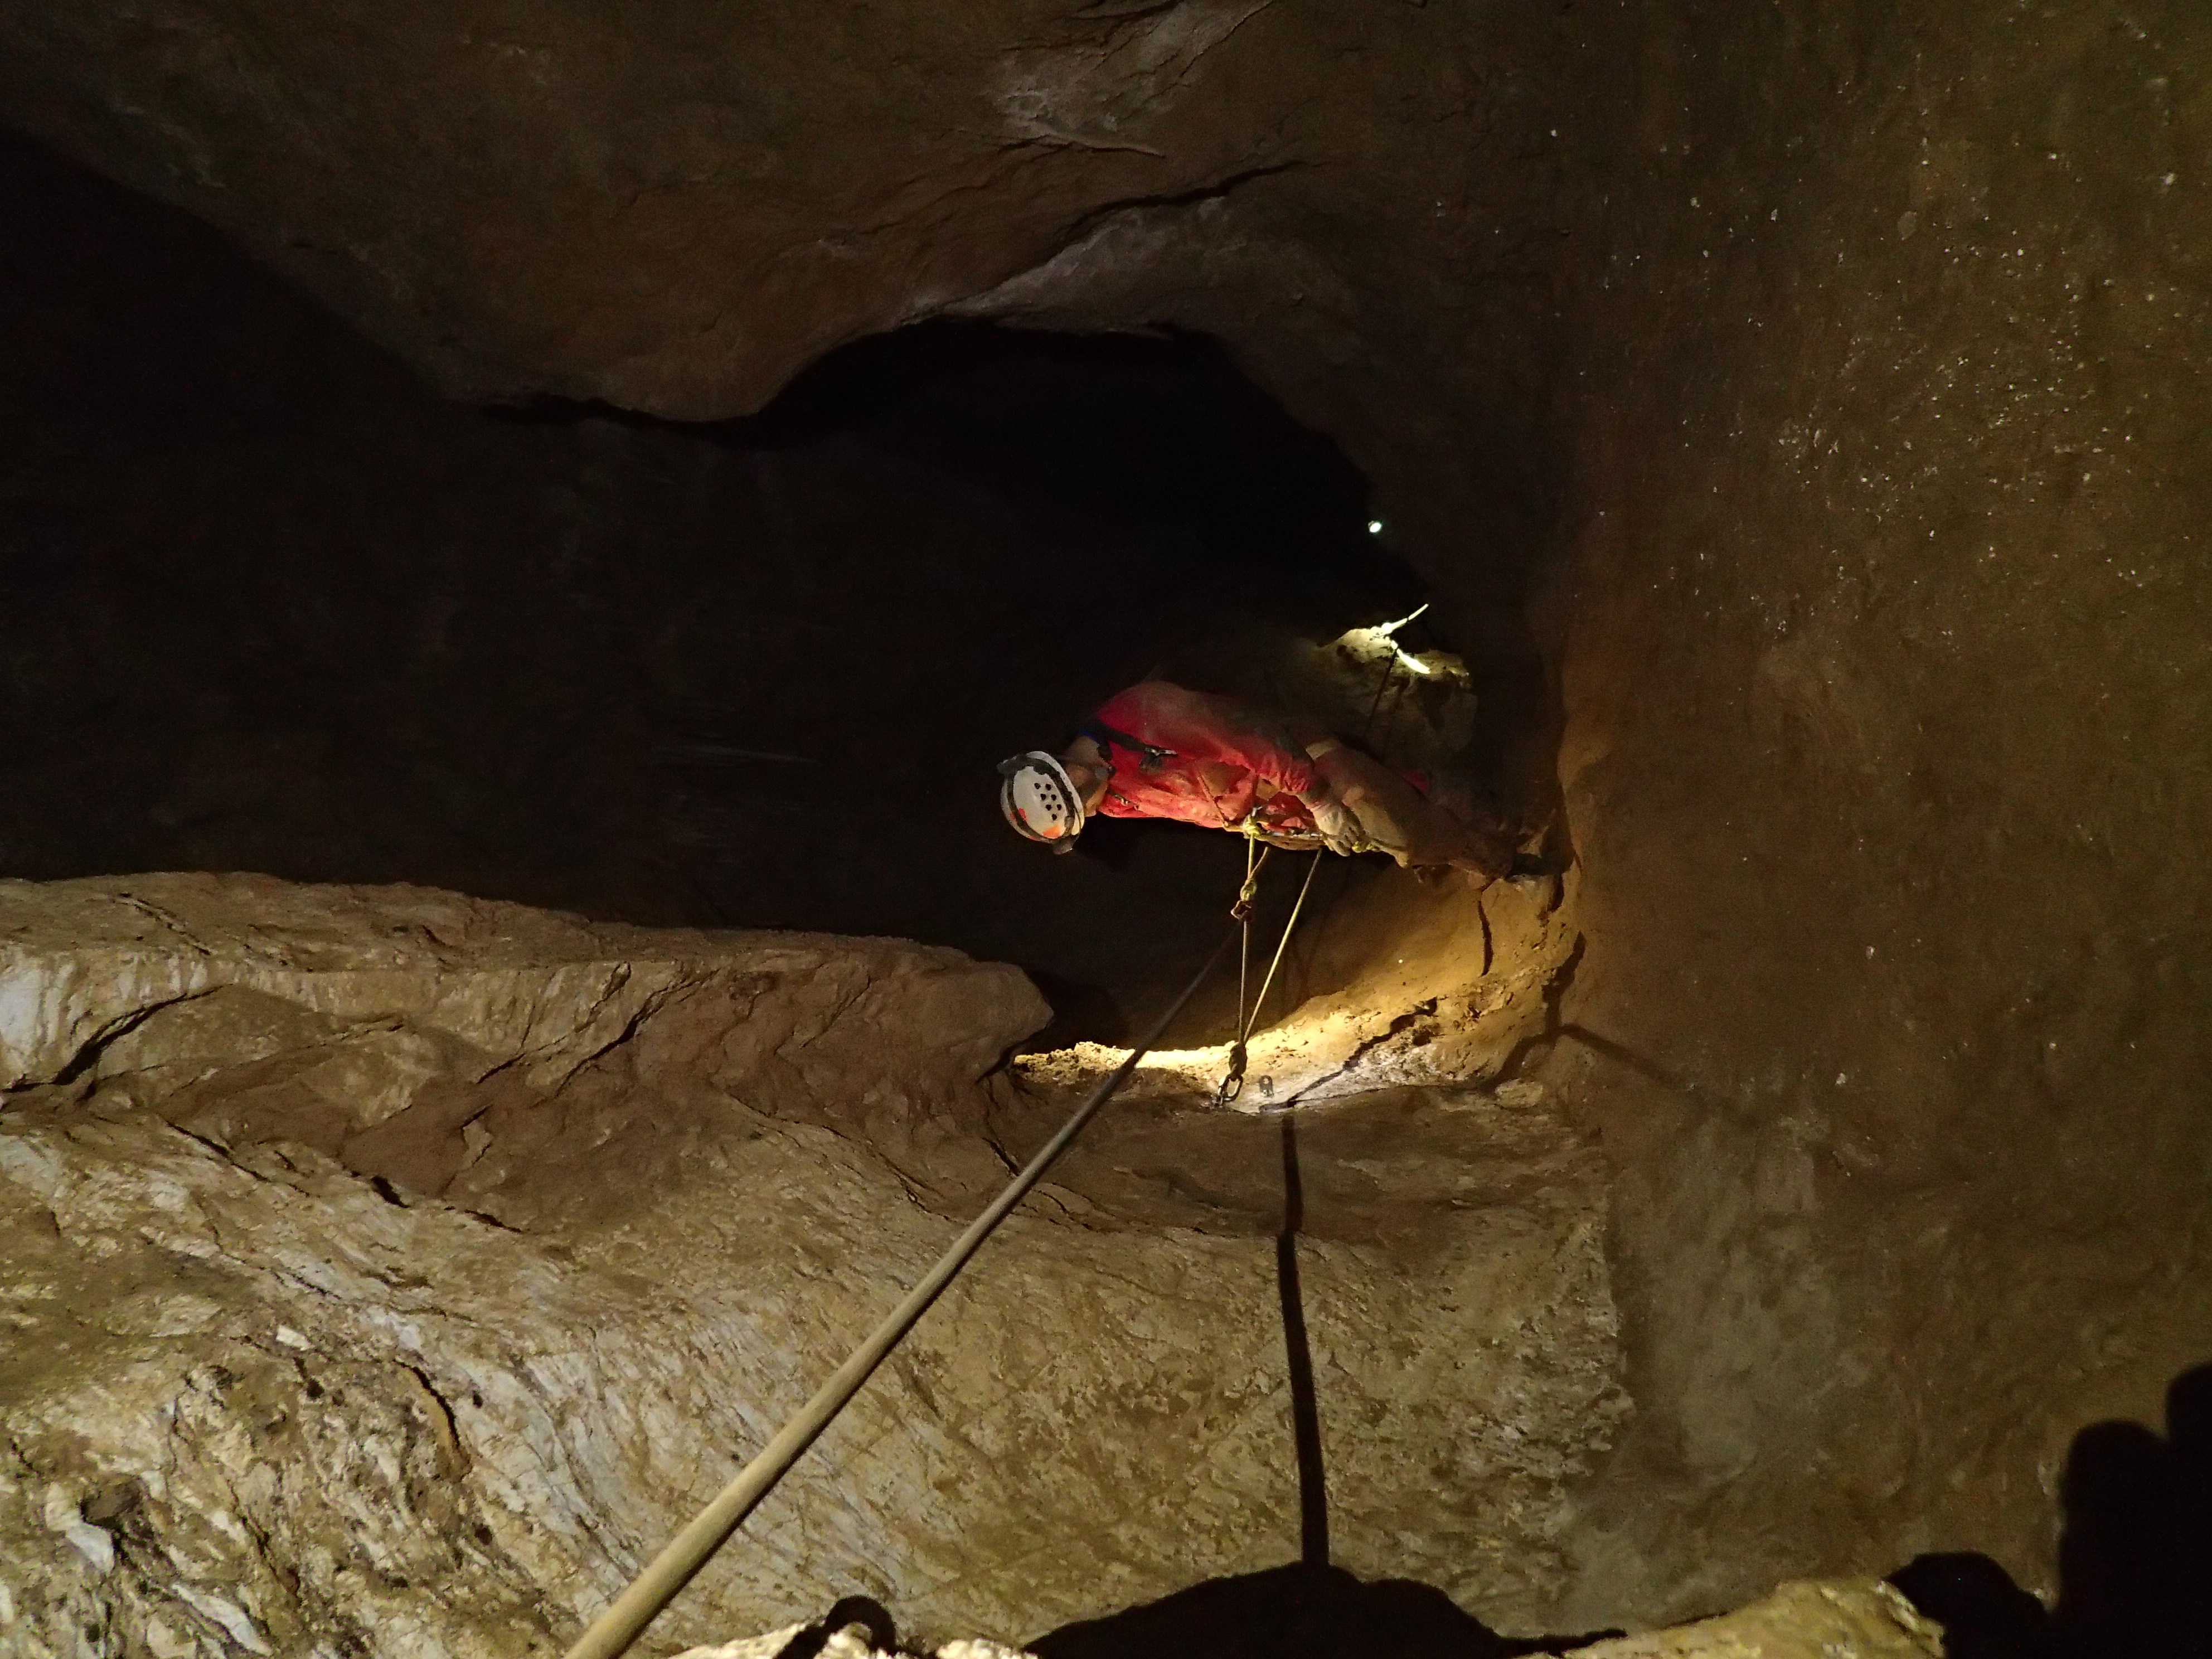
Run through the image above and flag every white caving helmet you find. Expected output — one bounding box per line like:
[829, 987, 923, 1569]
[998, 750, 1087, 852]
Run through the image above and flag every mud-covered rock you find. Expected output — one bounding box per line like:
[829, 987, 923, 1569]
[0, 872, 1046, 1221]
[0, 877, 1624, 1656]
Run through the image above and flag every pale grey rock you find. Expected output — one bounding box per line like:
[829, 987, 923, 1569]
[0, 876, 1624, 1657]
[1568, 1579, 1943, 1658]
[671, 1630, 807, 1659]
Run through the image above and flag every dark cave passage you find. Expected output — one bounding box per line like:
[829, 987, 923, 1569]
[0, 129, 1548, 1045]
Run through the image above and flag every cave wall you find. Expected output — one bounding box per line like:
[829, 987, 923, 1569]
[0, 0, 1521, 429]
[1536, 0, 2212, 1622]
[4, 0, 2210, 1638]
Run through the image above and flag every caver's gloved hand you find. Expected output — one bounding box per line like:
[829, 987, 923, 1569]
[1303, 789, 1365, 856]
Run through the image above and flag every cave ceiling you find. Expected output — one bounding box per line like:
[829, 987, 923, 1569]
[0, 2, 1559, 411]
[0, 1, 1582, 578]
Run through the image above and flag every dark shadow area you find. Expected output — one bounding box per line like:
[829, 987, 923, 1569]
[1889, 1554, 2059, 1659]
[774, 1595, 900, 1658]
[700, 319, 1411, 596]
[1890, 1361, 2212, 1659]
[496, 314, 1419, 608]
[0, 127, 1524, 1037]
[1030, 1562, 1613, 1659]
[1278, 1112, 1331, 1568]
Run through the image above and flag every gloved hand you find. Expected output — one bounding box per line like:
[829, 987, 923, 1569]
[1303, 791, 1364, 856]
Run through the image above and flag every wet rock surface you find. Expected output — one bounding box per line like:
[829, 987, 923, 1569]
[1, 876, 1623, 1655]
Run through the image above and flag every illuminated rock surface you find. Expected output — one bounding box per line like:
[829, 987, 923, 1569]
[1, 876, 1621, 1655]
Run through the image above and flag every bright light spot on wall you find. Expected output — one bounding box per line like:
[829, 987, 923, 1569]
[1366, 520, 1384, 535]
[1375, 603, 1428, 637]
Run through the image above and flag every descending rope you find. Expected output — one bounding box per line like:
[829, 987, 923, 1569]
[1357, 601, 1426, 744]
[1214, 846, 1323, 1107]
[1210, 603, 1443, 1107]
[562, 921, 1240, 1659]
[1245, 852, 1323, 1049]
[1215, 837, 1271, 1107]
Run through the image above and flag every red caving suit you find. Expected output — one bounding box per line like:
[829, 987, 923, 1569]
[1084, 681, 1327, 841]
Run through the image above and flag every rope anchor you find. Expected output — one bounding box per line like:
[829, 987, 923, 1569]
[1214, 1040, 1249, 1108]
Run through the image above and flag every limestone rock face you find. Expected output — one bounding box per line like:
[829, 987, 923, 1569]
[0, 876, 1624, 1657]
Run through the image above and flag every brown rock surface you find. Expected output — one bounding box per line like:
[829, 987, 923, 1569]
[1, 876, 1623, 1655]
[0, 2, 1327, 420]
[0, 0, 1575, 593]
[1524, 6, 2212, 1625]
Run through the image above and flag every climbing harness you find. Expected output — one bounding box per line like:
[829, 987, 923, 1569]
[1229, 836, 1272, 927]
[562, 922, 1240, 1659]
